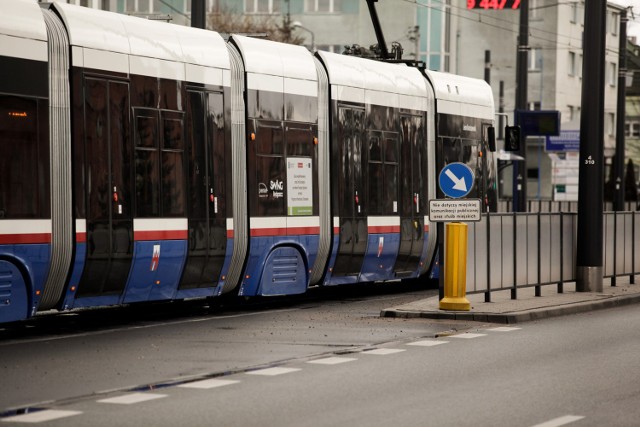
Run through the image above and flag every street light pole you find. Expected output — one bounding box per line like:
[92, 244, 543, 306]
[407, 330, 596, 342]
[614, 8, 628, 211]
[513, 0, 529, 212]
[576, 0, 607, 292]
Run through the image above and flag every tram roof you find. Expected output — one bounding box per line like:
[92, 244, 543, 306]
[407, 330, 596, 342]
[51, 2, 230, 71]
[0, 0, 47, 42]
[424, 70, 494, 120]
[315, 51, 430, 110]
[316, 51, 429, 100]
[230, 35, 317, 83]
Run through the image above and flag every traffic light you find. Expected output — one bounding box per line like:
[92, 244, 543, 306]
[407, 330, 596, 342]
[487, 126, 496, 152]
[504, 125, 521, 151]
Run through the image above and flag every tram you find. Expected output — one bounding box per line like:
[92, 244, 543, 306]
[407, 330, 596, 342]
[0, 0, 496, 323]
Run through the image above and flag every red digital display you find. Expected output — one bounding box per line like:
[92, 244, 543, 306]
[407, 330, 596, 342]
[467, 0, 520, 9]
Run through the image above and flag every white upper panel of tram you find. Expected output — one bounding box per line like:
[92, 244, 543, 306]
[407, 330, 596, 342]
[316, 51, 430, 112]
[51, 1, 230, 86]
[231, 35, 318, 98]
[424, 70, 494, 120]
[0, 0, 48, 62]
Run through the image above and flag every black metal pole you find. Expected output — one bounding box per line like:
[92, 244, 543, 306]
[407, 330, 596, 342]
[365, 0, 390, 59]
[191, 0, 205, 29]
[513, 0, 529, 212]
[614, 9, 628, 211]
[484, 50, 491, 85]
[576, 0, 607, 292]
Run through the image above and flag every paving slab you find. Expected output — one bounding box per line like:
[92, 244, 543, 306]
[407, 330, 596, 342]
[381, 276, 640, 324]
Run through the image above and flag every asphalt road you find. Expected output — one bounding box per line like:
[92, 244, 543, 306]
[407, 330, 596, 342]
[2, 283, 640, 426]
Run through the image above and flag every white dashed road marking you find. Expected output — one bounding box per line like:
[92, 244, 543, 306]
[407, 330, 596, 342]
[97, 393, 167, 405]
[450, 333, 487, 339]
[361, 348, 406, 355]
[407, 339, 449, 347]
[178, 379, 240, 389]
[1, 410, 82, 423]
[488, 327, 522, 332]
[246, 367, 301, 376]
[307, 357, 357, 365]
[530, 415, 585, 427]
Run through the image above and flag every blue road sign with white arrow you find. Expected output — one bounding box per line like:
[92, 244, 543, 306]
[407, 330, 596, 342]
[439, 162, 474, 198]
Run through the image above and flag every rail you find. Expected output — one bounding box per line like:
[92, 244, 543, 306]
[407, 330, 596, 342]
[464, 210, 639, 300]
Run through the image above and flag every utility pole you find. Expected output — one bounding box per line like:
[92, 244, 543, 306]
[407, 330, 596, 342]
[576, 0, 607, 292]
[614, 8, 628, 211]
[191, 0, 205, 29]
[513, 0, 529, 212]
[484, 50, 491, 85]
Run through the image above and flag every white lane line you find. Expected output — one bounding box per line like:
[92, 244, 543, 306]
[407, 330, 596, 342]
[97, 392, 167, 405]
[450, 333, 487, 339]
[246, 367, 301, 376]
[178, 379, 240, 389]
[407, 340, 449, 347]
[488, 327, 522, 332]
[1, 410, 82, 423]
[530, 415, 585, 427]
[307, 357, 357, 365]
[361, 348, 406, 355]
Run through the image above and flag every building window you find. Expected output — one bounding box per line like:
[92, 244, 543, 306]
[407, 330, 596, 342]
[568, 51, 576, 76]
[570, 2, 577, 23]
[528, 101, 541, 111]
[608, 62, 617, 86]
[608, 12, 619, 35]
[245, 0, 280, 14]
[625, 121, 640, 137]
[305, 0, 342, 13]
[528, 48, 542, 71]
[316, 44, 344, 53]
[568, 105, 581, 122]
[187, 0, 219, 13]
[607, 113, 615, 137]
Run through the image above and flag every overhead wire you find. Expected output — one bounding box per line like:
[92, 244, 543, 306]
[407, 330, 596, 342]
[400, 0, 632, 56]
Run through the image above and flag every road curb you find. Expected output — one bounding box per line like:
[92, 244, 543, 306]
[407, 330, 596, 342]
[380, 293, 640, 324]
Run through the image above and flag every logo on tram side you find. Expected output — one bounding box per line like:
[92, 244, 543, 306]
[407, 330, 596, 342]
[150, 244, 160, 272]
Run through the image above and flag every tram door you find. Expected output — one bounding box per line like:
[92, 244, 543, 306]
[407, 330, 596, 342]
[395, 114, 427, 276]
[77, 78, 133, 297]
[179, 91, 226, 289]
[332, 106, 367, 277]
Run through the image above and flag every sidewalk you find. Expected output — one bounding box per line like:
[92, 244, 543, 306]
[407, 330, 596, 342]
[381, 277, 640, 324]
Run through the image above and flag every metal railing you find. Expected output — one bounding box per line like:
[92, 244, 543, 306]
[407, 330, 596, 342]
[497, 200, 639, 213]
[464, 210, 639, 300]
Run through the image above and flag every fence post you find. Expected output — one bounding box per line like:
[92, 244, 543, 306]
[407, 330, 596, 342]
[613, 211, 617, 287]
[558, 211, 564, 293]
[536, 211, 541, 297]
[633, 212, 636, 285]
[485, 212, 491, 303]
[511, 212, 518, 300]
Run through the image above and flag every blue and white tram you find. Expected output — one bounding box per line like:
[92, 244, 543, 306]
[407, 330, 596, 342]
[0, 0, 496, 324]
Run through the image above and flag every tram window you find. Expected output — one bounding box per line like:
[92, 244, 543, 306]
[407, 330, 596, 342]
[161, 115, 185, 216]
[384, 137, 399, 213]
[163, 118, 184, 150]
[135, 148, 159, 216]
[286, 126, 314, 157]
[368, 136, 382, 214]
[0, 96, 48, 219]
[136, 116, 158, 148]
[255, 124, 285, 216]
[257, 126, 283, 155]
[162, 151, 185, 216]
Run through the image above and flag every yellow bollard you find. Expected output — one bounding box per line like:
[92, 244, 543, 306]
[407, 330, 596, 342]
[439, 222, 471, 311]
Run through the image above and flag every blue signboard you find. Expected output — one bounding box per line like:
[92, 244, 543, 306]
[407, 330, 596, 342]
[439, 163, 474, 198]
[546, 130, 580, 152]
